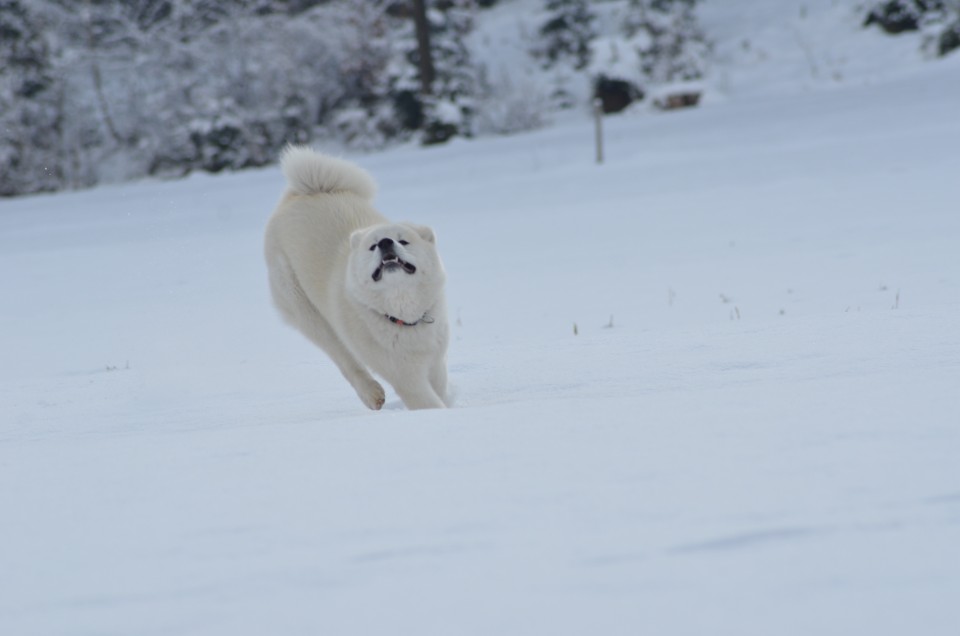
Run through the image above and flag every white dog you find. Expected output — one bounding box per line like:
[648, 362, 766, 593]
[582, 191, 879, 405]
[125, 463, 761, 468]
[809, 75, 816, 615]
[264, 146, 449, 410]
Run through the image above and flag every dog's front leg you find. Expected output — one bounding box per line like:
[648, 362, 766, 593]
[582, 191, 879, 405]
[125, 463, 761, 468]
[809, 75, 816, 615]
[346, 370, 387, 410]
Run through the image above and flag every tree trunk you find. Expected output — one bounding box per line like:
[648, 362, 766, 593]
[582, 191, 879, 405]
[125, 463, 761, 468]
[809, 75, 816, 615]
[412, 0, 435, 95]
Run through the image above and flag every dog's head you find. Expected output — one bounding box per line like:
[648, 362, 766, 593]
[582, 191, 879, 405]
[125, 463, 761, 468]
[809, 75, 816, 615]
[346, 223, 445, 318]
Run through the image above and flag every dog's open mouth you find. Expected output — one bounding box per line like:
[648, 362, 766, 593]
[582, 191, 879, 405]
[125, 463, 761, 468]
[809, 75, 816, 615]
[372, 256, 416, 282]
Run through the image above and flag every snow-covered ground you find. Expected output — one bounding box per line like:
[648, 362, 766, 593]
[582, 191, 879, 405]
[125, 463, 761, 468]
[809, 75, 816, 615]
[2, 2, 960, 634]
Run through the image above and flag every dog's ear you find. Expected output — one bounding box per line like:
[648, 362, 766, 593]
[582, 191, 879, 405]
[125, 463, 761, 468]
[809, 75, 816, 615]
[350, 229, 365, 250]
[404, 223, 436, 245]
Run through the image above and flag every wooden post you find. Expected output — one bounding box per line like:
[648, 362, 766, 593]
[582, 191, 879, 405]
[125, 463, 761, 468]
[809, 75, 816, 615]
[593, 98, 604, 165]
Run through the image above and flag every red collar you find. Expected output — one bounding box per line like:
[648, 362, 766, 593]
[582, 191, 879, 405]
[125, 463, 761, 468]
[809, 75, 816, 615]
[386, 314, 434, 327]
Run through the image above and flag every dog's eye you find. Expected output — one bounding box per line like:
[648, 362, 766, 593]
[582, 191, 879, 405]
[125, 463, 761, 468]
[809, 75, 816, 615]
[398, 240, 409, 246]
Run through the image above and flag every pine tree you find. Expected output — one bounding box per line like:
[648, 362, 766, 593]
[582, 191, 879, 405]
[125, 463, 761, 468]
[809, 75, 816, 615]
[535, 0, 596, 70]
[623, 0, 709, 84]
[331, 0, 399, 149]
[419, 0, 479, 144]
[385, 0, 480, 146]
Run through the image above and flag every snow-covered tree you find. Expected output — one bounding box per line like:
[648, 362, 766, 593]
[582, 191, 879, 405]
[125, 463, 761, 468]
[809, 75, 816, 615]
[0, 0, 715, 197]
[0, 0, 64, 197]
[331, 0, 400, 150]
[527, 0, 597, 110]
[863, 0, 960, 57]
[863, 0, 946, 34]
[623, 0, 709, 84]
[386, 0, 480, 146]
[534, 0, 596, 70]
[939, 14, 960, 55]
[420, 0, 480, 144]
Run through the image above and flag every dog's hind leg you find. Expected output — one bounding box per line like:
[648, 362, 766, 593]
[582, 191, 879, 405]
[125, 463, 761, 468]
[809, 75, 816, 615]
[428, 359, 449, 407]
[300, 314, 386, 410]
[390, 372, 445, 410]
[269, 259, 385, 410]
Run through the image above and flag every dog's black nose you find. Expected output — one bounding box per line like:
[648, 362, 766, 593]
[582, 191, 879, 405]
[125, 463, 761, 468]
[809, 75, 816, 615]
[377, 238, 395, 251]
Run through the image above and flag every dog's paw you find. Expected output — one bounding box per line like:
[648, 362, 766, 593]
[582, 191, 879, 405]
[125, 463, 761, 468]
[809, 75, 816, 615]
[358, 380, 386, 411]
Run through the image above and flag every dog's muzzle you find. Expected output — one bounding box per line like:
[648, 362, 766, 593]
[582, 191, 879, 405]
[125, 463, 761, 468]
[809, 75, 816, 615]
[372, 238, 416, 282]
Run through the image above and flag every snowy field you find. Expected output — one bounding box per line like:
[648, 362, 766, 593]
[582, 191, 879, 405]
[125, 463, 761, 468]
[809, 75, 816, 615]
[3, 3, 960, 635]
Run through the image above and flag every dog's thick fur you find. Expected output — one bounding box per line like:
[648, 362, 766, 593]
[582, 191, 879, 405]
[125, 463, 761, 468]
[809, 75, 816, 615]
[264, 146, 449, 410]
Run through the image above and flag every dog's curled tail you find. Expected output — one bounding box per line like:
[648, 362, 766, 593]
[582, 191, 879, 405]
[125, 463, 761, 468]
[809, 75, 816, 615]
[280, 145, 377, 200]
